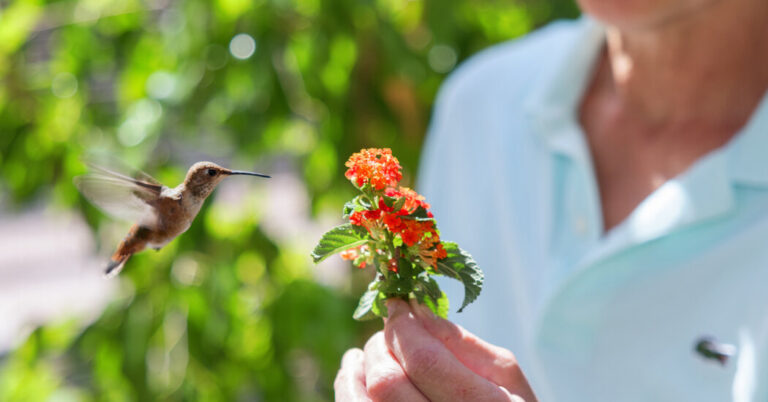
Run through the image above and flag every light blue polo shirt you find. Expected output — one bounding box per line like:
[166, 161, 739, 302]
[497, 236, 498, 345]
[419, 16, 768, 402]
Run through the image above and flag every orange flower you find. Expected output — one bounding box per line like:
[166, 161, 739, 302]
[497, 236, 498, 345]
[418, 235, 447, 269]
[386, 187, 431, 213]
[350, 210, 382, 226]
[340, 248, 358, 261]
[345, 148, 403, 190]
[341, 245, 369, 268]
[398, 220, 434, 247]
[350, 210, 385, 239]
[343, 153, 448, 271]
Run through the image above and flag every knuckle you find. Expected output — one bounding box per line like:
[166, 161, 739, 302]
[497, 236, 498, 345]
[341, 348, 364, 369]
[333, 371, 345, 391]
[365, 331, 385, 351]
[333, 371, 347, 392]
[342, 348, 357, 360]
[385, 308, 412, 331]
[366, 368, 408, 401]
[495, 348, 519, 369]
[406, 345, 443, 379]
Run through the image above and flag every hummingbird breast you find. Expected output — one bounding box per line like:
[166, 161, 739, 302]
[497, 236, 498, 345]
[151, 192, 202, 245]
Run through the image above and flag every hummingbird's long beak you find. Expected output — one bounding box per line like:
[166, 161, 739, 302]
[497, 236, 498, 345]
[227, 170, 271, 178]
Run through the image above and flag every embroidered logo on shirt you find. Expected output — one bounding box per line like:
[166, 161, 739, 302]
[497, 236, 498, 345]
[694, 336, 736, 366]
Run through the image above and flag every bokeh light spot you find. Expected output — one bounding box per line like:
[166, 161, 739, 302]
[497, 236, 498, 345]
[229, 33, 256, 60]
[428, 44, 457, 73]
[51, 73, 78, 98]
[146, 71, 177, 100]
[117, 99, 162, 147]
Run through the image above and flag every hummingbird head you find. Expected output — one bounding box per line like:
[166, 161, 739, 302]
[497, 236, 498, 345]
[185, 161, 270, 198]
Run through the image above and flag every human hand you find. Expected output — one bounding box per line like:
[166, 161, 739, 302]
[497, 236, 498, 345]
[334, 298, 537, 401]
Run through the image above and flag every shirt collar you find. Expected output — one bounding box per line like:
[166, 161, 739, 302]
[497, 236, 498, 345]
[578, 94, 768, 266]
[523, 16, 605, 161]
[523, 14, 768, 262]
[726, 91, 768, 187]
[523, 14, 768, 190]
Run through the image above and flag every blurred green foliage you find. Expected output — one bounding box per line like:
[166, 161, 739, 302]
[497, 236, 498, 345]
[0, 0, 578, 400]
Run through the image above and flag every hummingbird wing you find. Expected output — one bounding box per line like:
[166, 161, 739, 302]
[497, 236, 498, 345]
[83, 156, 163, 187]
[74, 163, 164, 226]
[84, 163, 163, 202]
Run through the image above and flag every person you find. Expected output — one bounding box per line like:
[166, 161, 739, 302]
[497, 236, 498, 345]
[335, 0, 768, 399]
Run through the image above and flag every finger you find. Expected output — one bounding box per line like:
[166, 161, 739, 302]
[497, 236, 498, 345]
[334, 348, 372, 402]
[500, 387, 530, 402]
[364, 331, 428, 402]
[384, 299, 509, 402]
[410, 299, 536, 400]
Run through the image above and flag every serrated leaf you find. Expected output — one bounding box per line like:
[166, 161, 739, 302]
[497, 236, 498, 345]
[433, 291, 450, 318]
[379, 272, 414, 296]
[342, 195, 373, 218]
[414, 276, 450, 319]
[342, 200, 357, 218]
[419, 274, 442, 301]
[353, 287, 380, 321]
[311, 224, 369, 263]
[435, 242, 484, 312]
[371, 291, 388, 318]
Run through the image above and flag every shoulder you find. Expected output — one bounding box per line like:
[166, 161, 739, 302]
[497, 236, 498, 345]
[435, 19, 584, 112]
[419, 20, 589, 209]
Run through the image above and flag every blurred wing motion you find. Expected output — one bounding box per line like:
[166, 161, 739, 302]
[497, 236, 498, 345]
[74, 160, 164, 225]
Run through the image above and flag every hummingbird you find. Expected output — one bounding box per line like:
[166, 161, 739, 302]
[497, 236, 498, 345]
[74, 160, 270, 277]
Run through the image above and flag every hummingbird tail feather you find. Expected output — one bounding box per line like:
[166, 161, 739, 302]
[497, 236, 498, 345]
[105, 224, 148, 278]
[105, 254, 131, 278]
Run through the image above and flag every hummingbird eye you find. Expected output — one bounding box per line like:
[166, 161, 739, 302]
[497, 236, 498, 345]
[207, 169, 217, 177]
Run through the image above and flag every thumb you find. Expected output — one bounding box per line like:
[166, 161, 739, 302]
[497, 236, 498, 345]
[409, 300, 536, 401]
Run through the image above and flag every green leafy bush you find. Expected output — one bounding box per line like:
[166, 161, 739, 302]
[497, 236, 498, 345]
[0, 0, 578, 400]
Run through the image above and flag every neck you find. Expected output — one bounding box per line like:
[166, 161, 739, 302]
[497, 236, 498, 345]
[181, 183, 211, 202]
[597, 0, 768, 128]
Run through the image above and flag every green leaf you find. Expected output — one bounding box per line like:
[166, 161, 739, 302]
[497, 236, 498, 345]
[414, 275, 450, 318]
[379, 271, 414, 296]
[342, 195, 373, 218]
[419, 273, 442, 301]
[392, 196, 406, 211]
[435, 242, 484, 312]
[311, 224, 369, 263]
[381, 194, 396, 208]
[354, 278, 389, 321]
[342, 200, 357, 218]
[433, 291, 450, 318]
[353, 287, 380, 321]
[403, 205, 432, 221]
[397, 255, 415, 279]
[371, 291, 388, 318]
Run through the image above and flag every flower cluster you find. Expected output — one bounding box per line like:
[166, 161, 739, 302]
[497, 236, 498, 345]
[344, 148, 402, 190]
[312, 147, 483, 321]
[342, 152, 446, 273]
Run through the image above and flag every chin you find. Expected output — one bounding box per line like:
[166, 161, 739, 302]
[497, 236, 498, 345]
[577, 0, 716, 30]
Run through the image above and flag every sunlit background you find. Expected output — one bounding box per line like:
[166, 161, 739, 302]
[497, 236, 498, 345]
[0, 0, 578, 400]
